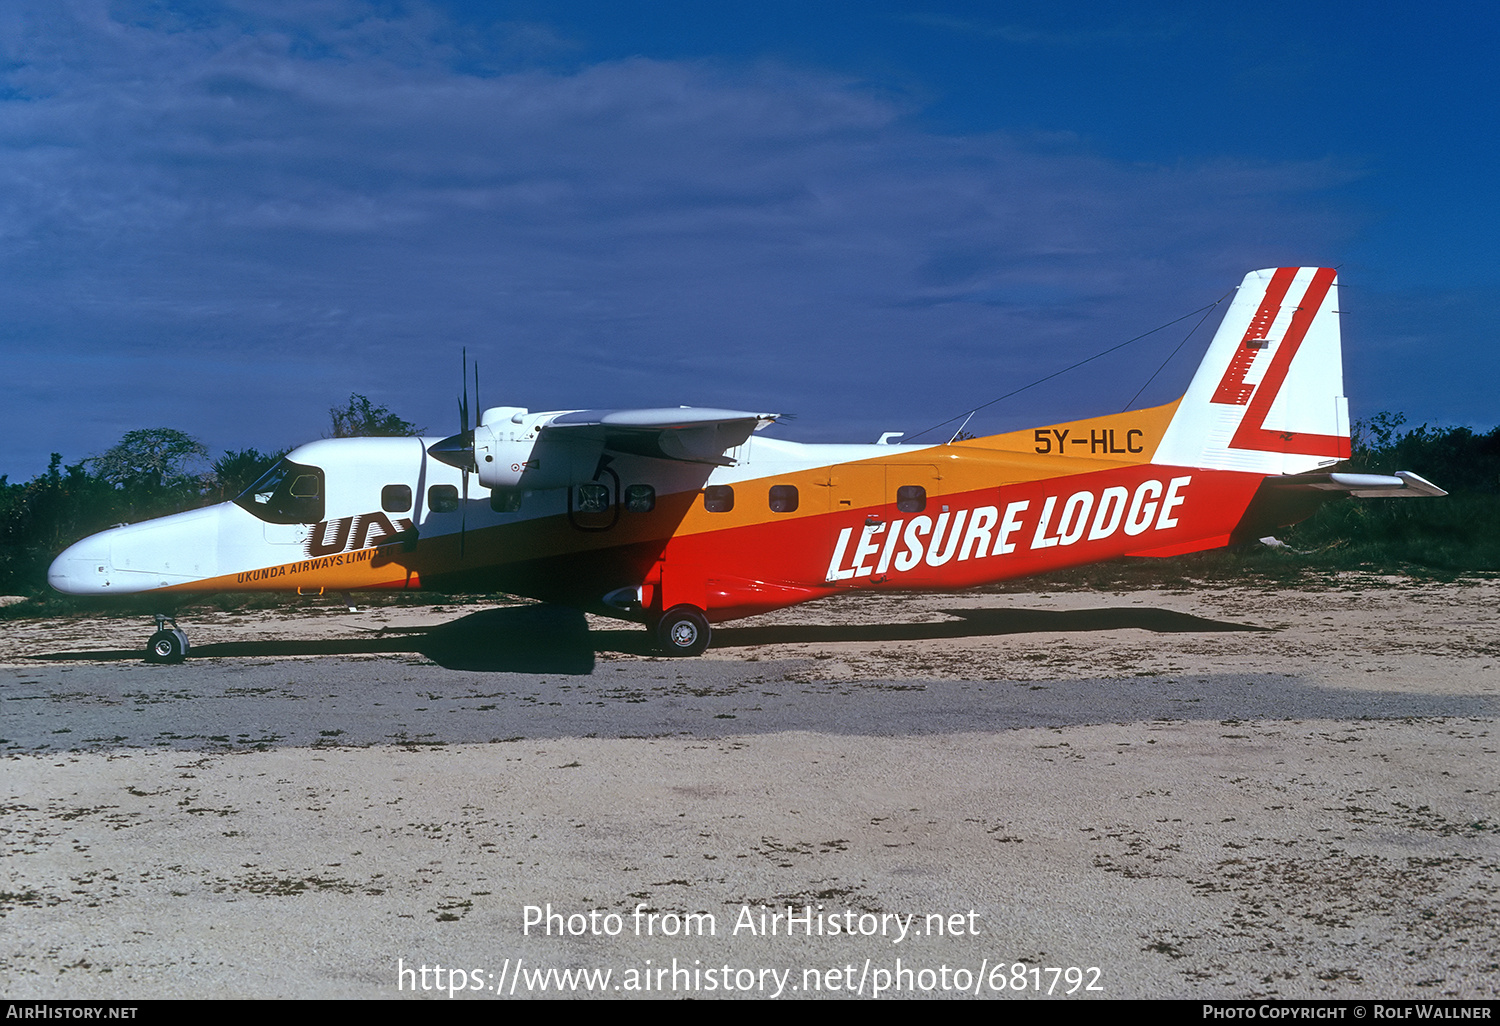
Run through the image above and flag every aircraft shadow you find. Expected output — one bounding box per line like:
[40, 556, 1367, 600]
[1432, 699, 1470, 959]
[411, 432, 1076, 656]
[704, 606, 1267, 649]
[30, 603, 1263, 674]
[29, 604, 595, 674]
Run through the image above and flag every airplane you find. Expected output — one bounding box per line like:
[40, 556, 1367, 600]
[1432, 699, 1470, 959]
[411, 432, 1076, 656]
[49, 267, 1445, 663]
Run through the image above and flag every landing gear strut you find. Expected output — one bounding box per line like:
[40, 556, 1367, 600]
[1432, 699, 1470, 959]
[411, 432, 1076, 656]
[144, 614, 190, 664]
[654, 604, 711, 657]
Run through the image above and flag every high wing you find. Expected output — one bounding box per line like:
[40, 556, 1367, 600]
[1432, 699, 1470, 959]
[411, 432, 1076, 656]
[425, 346, 779, 474]
[430, 404, 784, 489]
[543, 408, 782, 466]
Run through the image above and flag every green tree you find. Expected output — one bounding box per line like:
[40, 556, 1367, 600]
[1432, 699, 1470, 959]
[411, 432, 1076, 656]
[1, 453, 122, 594]
[212, 448, 284, 501]
[90, 428, 208, 490]
[328, 394, 422, 438]
[1351, 412, 1500, 494]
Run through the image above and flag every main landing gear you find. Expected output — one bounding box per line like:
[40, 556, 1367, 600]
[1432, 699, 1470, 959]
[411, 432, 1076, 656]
[653, 604, 711, 657]
[144, 614, 190, 664]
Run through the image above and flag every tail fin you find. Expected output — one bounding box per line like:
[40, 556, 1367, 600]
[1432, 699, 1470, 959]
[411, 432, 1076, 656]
[1155, 267, 1350, 475]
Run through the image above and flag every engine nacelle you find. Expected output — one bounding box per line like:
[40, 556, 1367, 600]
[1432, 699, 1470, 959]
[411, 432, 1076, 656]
[473, 423, 540, 489]
[472, 409, 603, 491]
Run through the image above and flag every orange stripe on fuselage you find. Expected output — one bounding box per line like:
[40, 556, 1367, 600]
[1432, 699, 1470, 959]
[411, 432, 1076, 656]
[158, 542, 424, 594]
[158, 401, 1197, 606]
[667, 401, 1179, 540]
[954, 399, 1178, 461]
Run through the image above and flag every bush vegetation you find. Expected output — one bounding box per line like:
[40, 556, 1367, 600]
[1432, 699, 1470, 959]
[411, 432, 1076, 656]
[1281, 413, 1500, 573]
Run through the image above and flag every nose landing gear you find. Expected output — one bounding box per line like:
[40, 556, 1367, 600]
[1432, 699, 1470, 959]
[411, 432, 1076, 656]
[144, 614, 190, 664]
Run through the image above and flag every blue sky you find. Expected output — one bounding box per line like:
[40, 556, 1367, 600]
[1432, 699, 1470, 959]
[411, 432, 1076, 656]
[2, 0, 1495, 478]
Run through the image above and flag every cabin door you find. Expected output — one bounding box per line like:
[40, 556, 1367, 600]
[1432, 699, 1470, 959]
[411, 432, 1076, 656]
[824, 464, 888, 586]
[826, 463, 946, 586]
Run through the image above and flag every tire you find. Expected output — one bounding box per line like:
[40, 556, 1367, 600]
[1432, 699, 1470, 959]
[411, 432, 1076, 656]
[655, 605, 711, 657]
[144, 629, 187, 664]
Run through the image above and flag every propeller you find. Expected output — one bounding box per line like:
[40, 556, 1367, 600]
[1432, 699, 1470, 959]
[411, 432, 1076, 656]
[426, 348, 480, 557]
[428, 348, 478, 473]
[461, 356, 480, 556]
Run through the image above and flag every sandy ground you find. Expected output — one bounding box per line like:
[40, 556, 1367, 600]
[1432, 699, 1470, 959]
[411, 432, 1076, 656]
[1, 576, 1496, 1000]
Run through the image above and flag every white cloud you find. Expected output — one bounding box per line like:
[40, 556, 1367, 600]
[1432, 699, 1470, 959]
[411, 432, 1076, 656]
[0, 1, 1360, 473]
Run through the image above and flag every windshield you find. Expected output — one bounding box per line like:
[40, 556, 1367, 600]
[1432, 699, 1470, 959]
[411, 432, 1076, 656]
[234, 458, 325, 525]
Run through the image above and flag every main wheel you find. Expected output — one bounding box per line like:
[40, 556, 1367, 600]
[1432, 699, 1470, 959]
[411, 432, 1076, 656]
[655, 605, 711, 657]
[144, 628, 188, 664]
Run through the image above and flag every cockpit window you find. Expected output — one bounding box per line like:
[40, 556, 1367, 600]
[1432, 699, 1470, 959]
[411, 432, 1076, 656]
[234, 459, 326, 525]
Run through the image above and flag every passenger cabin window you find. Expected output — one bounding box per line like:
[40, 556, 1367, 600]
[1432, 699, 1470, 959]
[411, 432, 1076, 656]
[382, 484, 412, 513]
[428, 484, 460, 513]
[577, 483, 610, 514]
[625, 484, 655, 513]
[490, 487, 523, 513]
[768, 484, 798, 513]
[704, 485, 734, 513]
[234, 459, 325, 525]
[896, 485, 926, 513]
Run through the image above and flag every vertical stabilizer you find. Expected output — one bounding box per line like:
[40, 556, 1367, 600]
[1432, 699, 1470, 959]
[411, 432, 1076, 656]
[1154, 267, 1349, 475]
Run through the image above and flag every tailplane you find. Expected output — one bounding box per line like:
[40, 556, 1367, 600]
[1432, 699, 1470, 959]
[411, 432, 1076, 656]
[1155, 267, 1349, 475]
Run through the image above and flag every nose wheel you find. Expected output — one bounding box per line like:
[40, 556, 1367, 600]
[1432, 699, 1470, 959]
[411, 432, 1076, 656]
[144, 614, 190, 664]
[654, 605, 711, 657]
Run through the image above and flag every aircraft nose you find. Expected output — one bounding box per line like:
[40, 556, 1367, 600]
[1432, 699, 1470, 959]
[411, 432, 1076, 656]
[48, 532, 114, 595]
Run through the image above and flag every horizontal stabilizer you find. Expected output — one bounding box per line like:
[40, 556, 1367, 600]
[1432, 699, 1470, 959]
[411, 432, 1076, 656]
[1264, 470, 1447, 498]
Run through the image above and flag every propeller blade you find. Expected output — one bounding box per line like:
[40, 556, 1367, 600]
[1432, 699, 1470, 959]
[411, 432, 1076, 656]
[461, 347, 470, 434]
[432, 348, 480, 473]
[460, 348, 472, 557]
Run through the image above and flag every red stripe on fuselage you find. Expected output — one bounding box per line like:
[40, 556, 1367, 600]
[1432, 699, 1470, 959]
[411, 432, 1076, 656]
[660, 464, 1265, 613]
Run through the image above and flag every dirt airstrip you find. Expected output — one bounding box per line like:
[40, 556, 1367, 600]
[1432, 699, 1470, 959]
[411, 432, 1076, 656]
[1, 576, 1496, 999]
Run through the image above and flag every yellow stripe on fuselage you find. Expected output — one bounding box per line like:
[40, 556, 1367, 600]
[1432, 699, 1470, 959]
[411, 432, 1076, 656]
[155, 402, 1181, 593]
[666, 401, 1180, 538]
[956, 400, 1178, 461]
